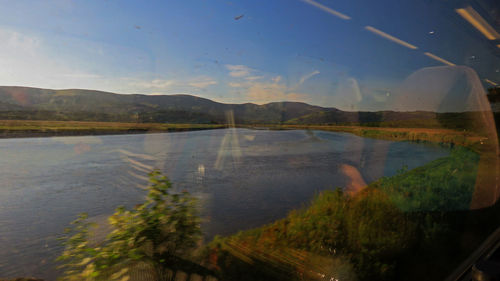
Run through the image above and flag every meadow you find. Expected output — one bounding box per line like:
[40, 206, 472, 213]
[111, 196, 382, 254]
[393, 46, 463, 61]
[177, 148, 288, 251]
[0, 120, 486, 147]
[203, 147, 497, 281]
[0, 120, 226, 138]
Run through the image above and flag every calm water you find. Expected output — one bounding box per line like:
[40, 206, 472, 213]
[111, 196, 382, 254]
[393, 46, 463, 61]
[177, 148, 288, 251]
[0, 128, 450, 279]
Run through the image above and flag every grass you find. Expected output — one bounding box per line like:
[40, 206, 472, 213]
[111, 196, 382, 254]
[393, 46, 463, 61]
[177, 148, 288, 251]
[0, 120, 489, 150]
[0, 120, 226, 136]
[371, 147, 480, 212]
[202, 147, 493, 281]
[256, 124, 487, 147]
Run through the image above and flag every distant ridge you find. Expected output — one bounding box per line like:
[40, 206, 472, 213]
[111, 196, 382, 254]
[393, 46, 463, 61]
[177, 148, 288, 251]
[0, 86, 479, 129]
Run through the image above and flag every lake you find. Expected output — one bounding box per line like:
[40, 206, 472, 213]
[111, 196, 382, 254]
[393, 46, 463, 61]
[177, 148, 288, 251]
[0, 128, 450, 280]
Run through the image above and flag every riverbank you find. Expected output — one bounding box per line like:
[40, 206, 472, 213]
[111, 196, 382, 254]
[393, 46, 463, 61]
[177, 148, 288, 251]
[0, 277, 44, 281]
[203, 147, 498, 281]
[0, 120, 226, 138]
[0, 121, 486, 146]
[248, 124, 486, 147]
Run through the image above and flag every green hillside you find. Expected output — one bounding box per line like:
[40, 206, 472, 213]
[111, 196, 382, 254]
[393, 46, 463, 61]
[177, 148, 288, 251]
[0, 86, 328, 124]
[0, 86, 491, 130]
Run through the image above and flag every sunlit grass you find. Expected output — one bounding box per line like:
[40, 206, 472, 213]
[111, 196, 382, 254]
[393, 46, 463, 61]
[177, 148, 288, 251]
[0, 120, 487, 149]
[244, 124, 487, 148]
[203, 147, 483, 280]
[0, 120, 226, 134]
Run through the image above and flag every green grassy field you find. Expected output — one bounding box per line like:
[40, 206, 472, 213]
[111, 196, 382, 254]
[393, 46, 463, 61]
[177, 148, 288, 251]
[202, 147, 498, 281]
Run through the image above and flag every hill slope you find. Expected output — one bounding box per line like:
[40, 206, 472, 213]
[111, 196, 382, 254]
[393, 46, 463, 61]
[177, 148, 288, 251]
[0, 86, 473, 127]
[0, 86, 330, 124]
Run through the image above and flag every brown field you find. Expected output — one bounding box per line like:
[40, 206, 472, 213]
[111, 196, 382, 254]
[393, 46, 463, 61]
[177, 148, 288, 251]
[277, 124, 487, 147]
[0, 120, 226, 138]
[0, 120, 491, 149]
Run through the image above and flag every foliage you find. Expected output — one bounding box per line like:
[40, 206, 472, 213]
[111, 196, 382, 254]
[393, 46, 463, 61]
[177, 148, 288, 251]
[205, 147, 481, 280]
[279, 124, 482, 147]
[206, 188, 415, 280]
[374, 147, 479, 212]
[286, 110, 490, 132]
[487, 87, 500, 103]
[57, 171, 201, 281]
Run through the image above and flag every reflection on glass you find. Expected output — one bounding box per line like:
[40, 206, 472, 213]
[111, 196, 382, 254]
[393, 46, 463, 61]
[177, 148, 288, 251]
[0, 0, 498, 280]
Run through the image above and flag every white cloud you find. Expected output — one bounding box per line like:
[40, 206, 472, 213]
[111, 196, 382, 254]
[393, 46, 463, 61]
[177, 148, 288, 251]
[0, 27, 108, 90]
[245, 76, 264, 81]
[228, 82, 244, 88]
[2, 29, 40, 55]
[127, 76, 217, 92]
[246, 82, 307, 104]
[226, 64, 253, 77]
[223, 67, 316, 104]
[188, 77, 217, 88]
[0, 27, 220, 96]
[58, 73, 102, 79]
[129, 79, 176, 89]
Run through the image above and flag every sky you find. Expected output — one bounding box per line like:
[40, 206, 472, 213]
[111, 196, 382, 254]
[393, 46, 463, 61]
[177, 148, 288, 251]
[0, 0, 499, 111]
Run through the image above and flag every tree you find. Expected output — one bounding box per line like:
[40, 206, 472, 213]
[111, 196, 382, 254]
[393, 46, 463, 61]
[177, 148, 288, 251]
[487, 87, 500, 103]
[57, 171, 201, 281]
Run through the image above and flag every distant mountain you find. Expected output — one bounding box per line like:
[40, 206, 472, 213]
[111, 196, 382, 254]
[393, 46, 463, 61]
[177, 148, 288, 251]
[0, 86, 333, 124]
[0, 86, 474, 128]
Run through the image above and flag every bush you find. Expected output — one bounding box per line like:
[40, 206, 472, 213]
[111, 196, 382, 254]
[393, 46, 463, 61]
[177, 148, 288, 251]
[57, 171, 201, 281]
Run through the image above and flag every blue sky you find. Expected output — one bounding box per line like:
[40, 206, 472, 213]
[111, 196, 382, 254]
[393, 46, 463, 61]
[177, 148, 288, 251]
[0, 0, 499, 111]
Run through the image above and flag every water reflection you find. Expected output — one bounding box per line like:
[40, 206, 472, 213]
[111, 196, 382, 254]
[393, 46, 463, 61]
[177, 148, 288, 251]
[0, 129, 450, 279]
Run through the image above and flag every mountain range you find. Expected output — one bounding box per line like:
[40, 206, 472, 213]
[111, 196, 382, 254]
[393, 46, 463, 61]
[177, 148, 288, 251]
[0, 86, 477, 128]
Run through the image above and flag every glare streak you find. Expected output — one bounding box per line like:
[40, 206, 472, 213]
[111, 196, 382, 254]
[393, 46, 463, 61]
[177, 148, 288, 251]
[456, 7, 500, 40]
[423, 52, 456, 66]
[364, 26, 418, 50]
[127, 171, 150, 182]
[215, 110, 241, 170]
[129, 162, 151, 173]
[115, 149, 156, 160]
[122, 156, 154, 171]
[485, 79, 498, 86]
[302, 0, 351, 20]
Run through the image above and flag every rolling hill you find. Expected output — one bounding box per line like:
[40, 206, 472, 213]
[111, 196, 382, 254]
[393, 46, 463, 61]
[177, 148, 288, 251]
[0, 86, 482, 129]
[0, 86, 330, 124]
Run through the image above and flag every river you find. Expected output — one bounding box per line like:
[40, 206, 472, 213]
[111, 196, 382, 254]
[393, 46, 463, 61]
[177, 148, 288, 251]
[0, 128, 450, 279]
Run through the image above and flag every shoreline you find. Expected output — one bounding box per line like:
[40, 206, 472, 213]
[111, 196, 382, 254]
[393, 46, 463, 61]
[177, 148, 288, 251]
[0, 120, 227, 139]
[0, 120, 488, 149]
[0, 122, 494, 281]
[0, 127, 226, 139]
